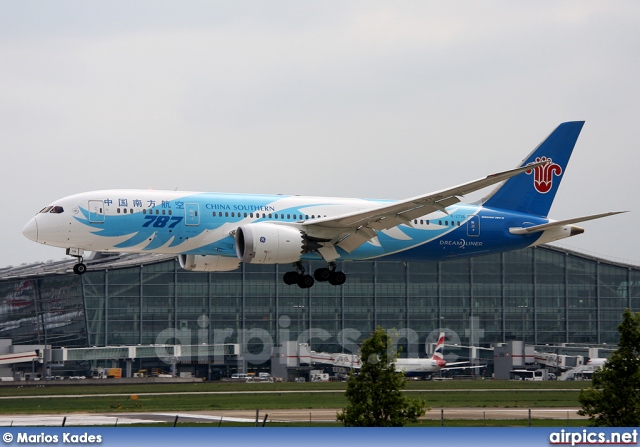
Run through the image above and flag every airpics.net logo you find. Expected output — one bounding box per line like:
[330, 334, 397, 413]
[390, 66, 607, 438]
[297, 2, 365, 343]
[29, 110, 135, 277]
[549, 429, 638, 446]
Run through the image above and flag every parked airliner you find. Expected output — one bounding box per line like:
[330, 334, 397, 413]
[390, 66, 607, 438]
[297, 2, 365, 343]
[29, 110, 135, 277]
[394, 332, 473, 374]
[23, 121, 624, 288]
[586, 358, 607, 367]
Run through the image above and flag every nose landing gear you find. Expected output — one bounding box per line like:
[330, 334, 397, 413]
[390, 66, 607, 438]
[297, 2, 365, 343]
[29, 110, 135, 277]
[66, 248, 87, 275]
[72, 263, 87, 275]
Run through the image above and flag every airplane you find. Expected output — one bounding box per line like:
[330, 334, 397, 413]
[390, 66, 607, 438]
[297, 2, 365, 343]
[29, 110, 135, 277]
[585, 358, 607, 368]
[394, 332, 482, 374]
[22, 121, 625, 288]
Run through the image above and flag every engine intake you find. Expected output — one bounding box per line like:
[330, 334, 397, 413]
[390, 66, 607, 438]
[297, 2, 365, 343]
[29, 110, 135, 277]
[235, 223, 304, 264]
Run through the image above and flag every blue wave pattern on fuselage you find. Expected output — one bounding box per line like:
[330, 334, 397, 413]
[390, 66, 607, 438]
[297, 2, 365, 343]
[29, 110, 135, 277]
[346, 222, 461, 260]
[379, 207, 546, 262]
[73, 192, 342, 253]
[73, 192, 547, 262]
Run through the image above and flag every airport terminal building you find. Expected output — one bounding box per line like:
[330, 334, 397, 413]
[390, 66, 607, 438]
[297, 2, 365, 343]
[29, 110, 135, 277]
[0, 245, 639, 377]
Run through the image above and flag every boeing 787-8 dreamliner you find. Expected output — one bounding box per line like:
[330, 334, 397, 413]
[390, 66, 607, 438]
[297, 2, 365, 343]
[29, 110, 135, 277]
[23, 122, 624, 288]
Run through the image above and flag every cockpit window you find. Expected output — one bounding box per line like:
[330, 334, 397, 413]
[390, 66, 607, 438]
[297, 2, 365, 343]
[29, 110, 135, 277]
[40, 206, 64, 214]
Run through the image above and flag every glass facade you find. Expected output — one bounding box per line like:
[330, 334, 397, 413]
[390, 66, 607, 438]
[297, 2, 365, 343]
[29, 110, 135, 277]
[1, 246, 638, 367]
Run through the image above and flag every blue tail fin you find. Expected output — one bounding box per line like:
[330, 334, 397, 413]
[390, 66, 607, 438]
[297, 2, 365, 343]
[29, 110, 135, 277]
[482, 121, 585, 217]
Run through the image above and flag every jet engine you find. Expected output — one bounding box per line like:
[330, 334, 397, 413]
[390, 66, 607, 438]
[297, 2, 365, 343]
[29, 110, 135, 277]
[178, 254, 241, 272]
[235, 223, 304, 264]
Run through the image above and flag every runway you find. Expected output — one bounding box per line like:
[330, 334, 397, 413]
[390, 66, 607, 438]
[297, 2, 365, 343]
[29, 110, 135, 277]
[0, 408, 586, 426]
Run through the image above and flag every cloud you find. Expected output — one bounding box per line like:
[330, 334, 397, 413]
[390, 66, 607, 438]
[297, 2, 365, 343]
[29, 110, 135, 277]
[1, 1, 639, 266]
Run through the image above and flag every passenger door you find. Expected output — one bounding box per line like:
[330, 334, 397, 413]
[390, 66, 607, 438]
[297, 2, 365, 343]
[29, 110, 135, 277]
[88, 200, 105, 223]
[185, 203, 200, 226]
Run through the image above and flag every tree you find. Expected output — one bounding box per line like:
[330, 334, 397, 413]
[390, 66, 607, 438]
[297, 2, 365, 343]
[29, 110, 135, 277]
[578, 308, 640, 426]
[337, 327, 428, 426]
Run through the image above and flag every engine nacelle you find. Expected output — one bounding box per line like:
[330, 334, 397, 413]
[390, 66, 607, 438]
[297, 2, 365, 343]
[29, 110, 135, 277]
[235, 223, 304, 264]
[178, 254, 241, 272]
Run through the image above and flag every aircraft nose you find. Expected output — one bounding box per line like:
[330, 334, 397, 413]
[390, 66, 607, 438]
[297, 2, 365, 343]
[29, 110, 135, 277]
[22, 217, 38, 242]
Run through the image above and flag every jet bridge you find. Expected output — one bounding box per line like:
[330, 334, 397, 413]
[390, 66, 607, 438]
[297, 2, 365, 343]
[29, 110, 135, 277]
[0, 350, 41, 365]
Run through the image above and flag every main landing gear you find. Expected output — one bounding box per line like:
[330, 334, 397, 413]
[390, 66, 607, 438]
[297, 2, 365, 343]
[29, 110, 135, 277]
[66, 248, 87, 275]
[283, 262, 346, 289]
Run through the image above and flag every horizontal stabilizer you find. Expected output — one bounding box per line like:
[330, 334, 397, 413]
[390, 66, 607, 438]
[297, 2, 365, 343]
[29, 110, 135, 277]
[509, 211, 627, 235]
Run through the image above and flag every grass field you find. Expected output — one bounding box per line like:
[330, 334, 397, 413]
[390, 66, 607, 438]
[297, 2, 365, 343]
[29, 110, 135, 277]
[0, 379, 590, 416]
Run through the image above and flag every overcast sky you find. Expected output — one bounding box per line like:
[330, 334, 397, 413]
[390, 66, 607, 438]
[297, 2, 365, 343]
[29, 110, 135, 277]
[1, 1, 639, 267]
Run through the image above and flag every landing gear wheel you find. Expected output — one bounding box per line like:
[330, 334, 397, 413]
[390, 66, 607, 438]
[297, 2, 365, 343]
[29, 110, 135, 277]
[73, 263, 87, 275]
[329, 271, 346, 286]
[297, 275, 315, 289]
[283, 271, 300, 285]
[314, 268, 331, 282]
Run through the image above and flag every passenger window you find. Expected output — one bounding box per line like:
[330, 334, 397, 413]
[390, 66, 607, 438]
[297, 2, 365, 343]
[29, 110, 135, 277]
[123, 208, 127, 214]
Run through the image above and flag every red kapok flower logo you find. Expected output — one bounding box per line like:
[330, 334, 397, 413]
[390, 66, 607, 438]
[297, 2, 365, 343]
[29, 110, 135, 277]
[526, 156, 562, 194]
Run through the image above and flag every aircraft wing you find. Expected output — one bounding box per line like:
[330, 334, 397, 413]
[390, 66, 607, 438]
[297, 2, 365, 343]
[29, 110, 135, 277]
[303, 161, 548, 254]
